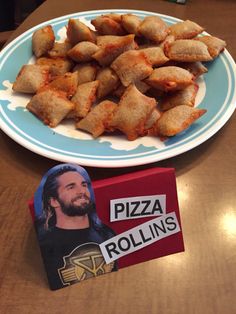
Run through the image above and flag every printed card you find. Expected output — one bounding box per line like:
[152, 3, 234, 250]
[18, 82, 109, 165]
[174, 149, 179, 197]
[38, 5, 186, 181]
[29, 163, 184, 290]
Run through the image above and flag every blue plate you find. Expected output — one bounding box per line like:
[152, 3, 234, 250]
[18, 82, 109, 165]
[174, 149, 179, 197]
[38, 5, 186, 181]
[0, 9, 236, 167]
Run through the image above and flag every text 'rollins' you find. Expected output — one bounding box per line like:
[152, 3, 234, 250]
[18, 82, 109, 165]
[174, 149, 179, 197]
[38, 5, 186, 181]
[100, 212, 180, 264]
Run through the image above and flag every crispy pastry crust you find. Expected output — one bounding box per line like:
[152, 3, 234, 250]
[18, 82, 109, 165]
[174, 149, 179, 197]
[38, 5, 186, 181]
[76, 100, 117, 137]
[32, 25, 55, 58]
[13, 64, 50, 94]
[26, 88, 74, 127]
[146, 66, 194, 92]
[110, 84, 156, 140]
[155, 105, 206, 136]
[111, 50, 153, 87]
[165, 39, 212, 62]
[168, 20, 204, 40]
[70, 80, 99, 119]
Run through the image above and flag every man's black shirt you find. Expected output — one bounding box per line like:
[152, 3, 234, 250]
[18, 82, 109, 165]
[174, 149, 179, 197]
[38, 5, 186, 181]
[38, 223, 116, 290]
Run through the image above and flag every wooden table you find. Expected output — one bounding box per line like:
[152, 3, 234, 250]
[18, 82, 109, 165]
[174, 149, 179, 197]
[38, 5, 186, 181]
[1, 0, 236, 313]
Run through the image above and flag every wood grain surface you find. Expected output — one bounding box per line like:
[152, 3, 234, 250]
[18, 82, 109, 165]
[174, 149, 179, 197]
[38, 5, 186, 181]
[1, 1, 236, 313]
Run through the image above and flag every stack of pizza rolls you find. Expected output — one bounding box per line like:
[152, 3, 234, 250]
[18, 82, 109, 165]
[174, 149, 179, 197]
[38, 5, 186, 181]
[12, 14, 226, 140]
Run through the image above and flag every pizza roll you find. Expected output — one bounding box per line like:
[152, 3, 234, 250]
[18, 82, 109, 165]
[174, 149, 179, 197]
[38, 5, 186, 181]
[36, 57, 74, 76]
[76, 100, 117, 137]
[102, 13, 122, 23]
[47, 71, 79, 98]
[144, 108, 161, 131]
[138, 16, 169, 43]
[160, 83, 199, 111]
[73, 63, 98, 85]
[67, 19, 96, 45]
[154, 105, 206, 136]
[178, 61, 208, 78]
[134, 80, 151, 94]
[32, 25, 55, 58]
[121, 14, 142, 36]
[13, 64, 50, 94]
[165, 39, 212, 62]
[146, 66, 194, 92]
[70, 80, 99, 119]
[113, 80, 150, 98]
[95, 34, 137, 48]
[159, 34, 175, 49]
[168, 20, 204, 39]
[96, 67, 119, 99]
[113, 84, 126, 98]
[48, 41, 72, 58]
[111, 50, 153, 87]
[92, 34, 136, 66]
[195, 36, 226, 58]
[67, 41, 99, 62]
[139, 47, 169, 67]
[91, 16, 126, 35]
[110, 84, 156, 140]
[26, 88, 74, 127]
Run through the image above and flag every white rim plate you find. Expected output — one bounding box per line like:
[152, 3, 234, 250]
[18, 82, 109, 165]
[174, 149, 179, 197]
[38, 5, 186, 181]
[0, 9, 236, 168]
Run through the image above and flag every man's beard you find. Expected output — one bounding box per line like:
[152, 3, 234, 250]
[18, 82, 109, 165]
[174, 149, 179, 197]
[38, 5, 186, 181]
[58, 195, 95, 217]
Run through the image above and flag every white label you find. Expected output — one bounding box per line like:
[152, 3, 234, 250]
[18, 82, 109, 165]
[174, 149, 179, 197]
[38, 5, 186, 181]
[100, 212, 180, 264]
[110, 194, 166, 222]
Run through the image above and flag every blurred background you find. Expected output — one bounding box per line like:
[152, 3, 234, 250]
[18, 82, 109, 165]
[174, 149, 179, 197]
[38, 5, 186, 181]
[0, 0, 45, 31]
[0, 0, 45, 48]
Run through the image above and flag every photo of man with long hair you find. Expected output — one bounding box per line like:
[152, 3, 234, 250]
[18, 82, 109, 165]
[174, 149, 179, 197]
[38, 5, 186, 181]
[34, 163, 116, 290]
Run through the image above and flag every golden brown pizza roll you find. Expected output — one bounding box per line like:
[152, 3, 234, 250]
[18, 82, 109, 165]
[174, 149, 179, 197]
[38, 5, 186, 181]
[146, 66, 194, 92]
[47, 71, 79, 98]
[36, 57, 74, 76]
[144, 108, 161, 131]
[165, 39, 212, 62]
[113, 84, 126, 98]
[32, 25, 55, 58]
[91, 16, 126, 35]
[160, 83, 199, 111]
[76, 100, 117, 137]
[73, 63, 98, 85]
[168, 20, 204, 39]
[109, 84, 156, 140]
[178, 61, 208, 78]
[66, 18, 96, 45]
[159, 34, 175, 49]
[70, 80, 99, 119]
[139, 47, 169, 67]
[121, 14, 142, 36]
[138, 16, 169, 43]
[92, 34, 137, 66]
[111, 50, 153, 87]
[12, 64, 50, 94]
[48, 41, 72, 58]
[113, 80, 150, 98]
[26, 88, 74, 127]
[67, 41, 99, 62]
[134, 80, 151, 94]
[154, 105, 206, 136]
[96, 67, 119, 99]
[102, 13, 122, 23]
[195, 36, 226, 58]
[95, 34, 137, 48]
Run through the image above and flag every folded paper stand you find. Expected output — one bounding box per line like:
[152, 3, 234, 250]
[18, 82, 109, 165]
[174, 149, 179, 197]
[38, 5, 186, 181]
[29, 164, 184, 290]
